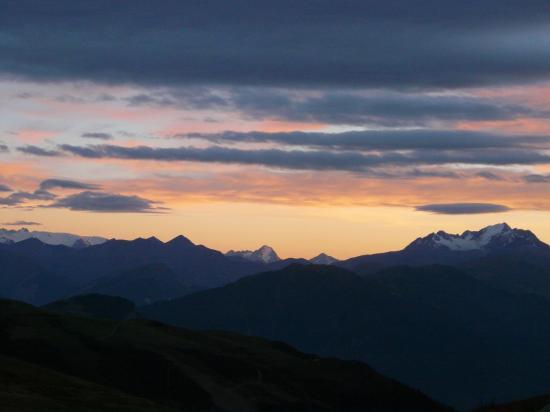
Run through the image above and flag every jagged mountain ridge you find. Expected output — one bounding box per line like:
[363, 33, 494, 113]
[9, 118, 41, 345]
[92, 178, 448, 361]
[406, 223, 547, 252]
[340, 223, 550, 275]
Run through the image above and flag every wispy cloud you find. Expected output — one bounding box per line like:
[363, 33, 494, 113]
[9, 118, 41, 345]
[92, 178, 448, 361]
[17, 145, 62, 157]
[2, 220, 41, 226]
[39, 179, 99, 191]
[81, 132, 113, 140]
[523, 174, 550, 183]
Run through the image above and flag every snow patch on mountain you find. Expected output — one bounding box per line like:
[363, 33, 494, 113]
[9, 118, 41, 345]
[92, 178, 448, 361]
[226, 245, 281, 263]
[0, 228, 107, 247]
[407, 223, 545, 252]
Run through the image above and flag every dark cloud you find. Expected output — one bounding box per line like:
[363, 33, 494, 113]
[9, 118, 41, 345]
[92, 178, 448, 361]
[0, 184, 11, 192]
[186, 130, 550, 151]
[0, 190, 56, 206]
[416, 203, 511, 215]
[2, 1, 550, 89]
[523, 174, 550, 183]
[17, 145, 62, 157]
[157, 89, 547, 126]
[0, 144, 8, 153]
[39, 178, 99, 191]
[2, 220, 41, 226]
[48, 191, 162, 213]
[53, 143, 550, 172]
[81, 132, 113, 140]
[0, 179, 99, 206]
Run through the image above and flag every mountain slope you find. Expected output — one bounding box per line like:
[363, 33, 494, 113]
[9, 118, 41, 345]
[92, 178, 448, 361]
[85, 263, 190, 305]
[42, 294, 137, 321]
[0, 299, 449, 412]
[142, 264, 550, 410]
[0, 248, 75, 305]
[0, 354, 175, 412]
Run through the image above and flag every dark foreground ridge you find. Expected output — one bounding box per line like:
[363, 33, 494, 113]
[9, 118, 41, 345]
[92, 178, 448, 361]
[0, 299, 450, 412]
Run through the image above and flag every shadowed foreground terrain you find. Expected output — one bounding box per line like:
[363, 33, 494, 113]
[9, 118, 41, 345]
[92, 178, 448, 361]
[0, 299, 450, 412]
[475, 394, 550, 412]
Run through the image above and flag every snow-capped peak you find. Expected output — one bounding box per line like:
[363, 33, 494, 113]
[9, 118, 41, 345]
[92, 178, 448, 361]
[226, 245, 281, 263]
[0, 228, 107, 248]
[406, 223, 544, 252]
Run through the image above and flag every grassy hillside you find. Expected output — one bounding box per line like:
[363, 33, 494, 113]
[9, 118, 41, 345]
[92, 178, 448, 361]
[0, 298, 450, 412]
[42, 293, 137, 320]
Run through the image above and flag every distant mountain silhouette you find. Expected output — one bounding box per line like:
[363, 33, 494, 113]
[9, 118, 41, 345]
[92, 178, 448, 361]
[85, 263, 190, 305]
[0, 298, 449, 412]
[0, 235, 277, 305]
[142, 263, 550, 410]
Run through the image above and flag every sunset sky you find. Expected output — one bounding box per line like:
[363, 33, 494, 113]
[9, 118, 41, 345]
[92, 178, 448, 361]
[2, 1, 550, 258]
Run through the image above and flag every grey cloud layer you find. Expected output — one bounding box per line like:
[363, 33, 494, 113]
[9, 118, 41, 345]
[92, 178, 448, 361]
[3, 1, 550, 88]
[416, 203, 511, 215]
[145, 89, 548, 126]
[17, 145, 62, 157]
[48, 191, 161, 213]
[0, 177, 161, 213]
[39, 179, 99, 191]
[42, 143, 548, 176]
[186, 130, 550, 151]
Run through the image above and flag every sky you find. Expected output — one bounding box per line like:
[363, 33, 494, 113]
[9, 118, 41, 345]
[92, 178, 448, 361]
[2, 0, 550, 258]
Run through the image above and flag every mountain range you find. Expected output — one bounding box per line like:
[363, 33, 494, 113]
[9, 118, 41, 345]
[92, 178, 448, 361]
[340, 223, 550, 272]
[0, 230, 335, 305]
[3, 222, 550, 409]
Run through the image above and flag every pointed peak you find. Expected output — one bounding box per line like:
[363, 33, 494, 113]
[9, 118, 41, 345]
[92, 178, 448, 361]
[166, 234, 195, 247]
[226, 245, 280, 263]
[310, 253, 339, 265]
[479, 222, 511, 233]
